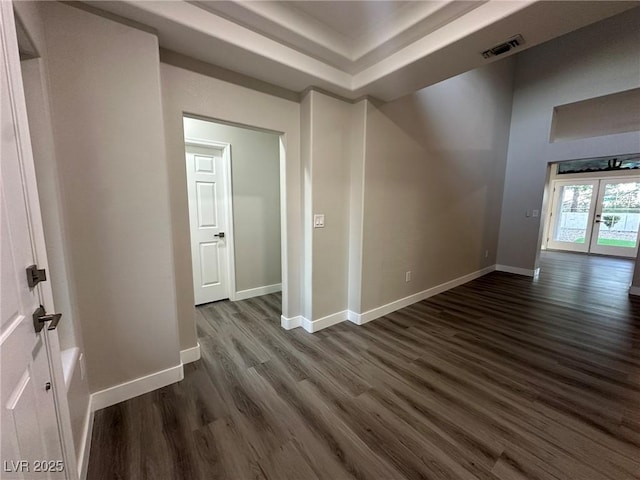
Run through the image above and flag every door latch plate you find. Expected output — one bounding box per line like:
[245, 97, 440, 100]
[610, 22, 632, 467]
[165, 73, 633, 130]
[26, 265, 47, 288]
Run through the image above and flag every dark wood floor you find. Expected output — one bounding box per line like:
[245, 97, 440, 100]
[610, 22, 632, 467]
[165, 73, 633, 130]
[88, 252, 640, 480]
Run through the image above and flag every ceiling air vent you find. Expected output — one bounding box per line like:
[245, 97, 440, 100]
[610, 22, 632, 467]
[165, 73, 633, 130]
[482, 35, 525, 59]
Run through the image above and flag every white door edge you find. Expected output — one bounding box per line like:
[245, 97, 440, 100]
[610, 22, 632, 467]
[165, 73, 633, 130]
[1, 1, 77, 477]
[278, 136, 288, 319]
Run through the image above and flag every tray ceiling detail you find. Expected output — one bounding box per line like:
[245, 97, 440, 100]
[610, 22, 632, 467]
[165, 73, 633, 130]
[90, 1, 638, 101]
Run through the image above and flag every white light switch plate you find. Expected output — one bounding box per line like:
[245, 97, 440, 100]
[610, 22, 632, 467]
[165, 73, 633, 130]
[314, 214, 325, 228]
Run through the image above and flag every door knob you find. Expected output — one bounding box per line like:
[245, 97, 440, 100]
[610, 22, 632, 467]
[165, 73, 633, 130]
[32, 305, 62, 333]
[214, 232, 225, 239]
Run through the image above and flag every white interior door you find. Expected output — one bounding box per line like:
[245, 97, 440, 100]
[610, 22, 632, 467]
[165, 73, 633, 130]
[1, 2, 66, 478]
[589, 178, 640, 258]
[186, 144, 230, 305]
[547, 180, 599, 253]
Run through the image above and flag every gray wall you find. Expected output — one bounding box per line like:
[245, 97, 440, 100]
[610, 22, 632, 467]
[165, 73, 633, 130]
[38, 2, 181, 392]
[497, 9, 640, 271]
[301, 61, 515, 319]
[551, 88, 640, 142]
[183, 117, 282, 293]
[300, 93, 313, 321]
[307, 91, 353, 319]
[361, 59, 515, 311]
[160, 61, 301, 349]
[300, 91, 364, 321]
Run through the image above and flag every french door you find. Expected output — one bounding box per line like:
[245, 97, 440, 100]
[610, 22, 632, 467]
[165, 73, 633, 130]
[547, 178, 640, 258]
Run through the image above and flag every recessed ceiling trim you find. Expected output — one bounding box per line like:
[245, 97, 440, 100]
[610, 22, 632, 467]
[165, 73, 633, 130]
[193, 1, 350, 68]
[87, 0, 640, 102]
[102, 0, 352, 87]
[350, 1, 483, 60]
[194, 0, 489, 74]
[355, 1, 639, 101]
[350, 0, 488, 73]
[192, 0, 354, 70]
[353, 0, 533, 89]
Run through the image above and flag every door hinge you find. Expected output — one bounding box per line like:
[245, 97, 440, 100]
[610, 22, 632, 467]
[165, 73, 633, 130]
[26, 265, 47, 288]
[33, 305, 62, 333]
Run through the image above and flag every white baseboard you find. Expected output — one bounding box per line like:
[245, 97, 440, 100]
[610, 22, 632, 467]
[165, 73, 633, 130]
[180, 343, 201, 364]
[302, 310, 348, 333]
[281, 315, 302, 330]
[348, 265, 496, 326]
[282, 266, 496, 333]
[629, 285, 640, 296]
[347, 310, 364, 324]
[234, 283, 282, 301]
[282, 311, 348, 333]
[78, 400, 94, 480]
[91, 364, 183, 412]
[495, 264, 539, 277]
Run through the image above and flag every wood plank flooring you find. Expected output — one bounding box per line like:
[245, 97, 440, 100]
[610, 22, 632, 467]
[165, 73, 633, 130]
[87, 252, 640, 479]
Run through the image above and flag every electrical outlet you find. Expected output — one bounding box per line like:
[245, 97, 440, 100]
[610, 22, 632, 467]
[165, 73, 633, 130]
[313, 214, 325, 228]
[405, 271, 412, 282]
[532, 209, 540, 217]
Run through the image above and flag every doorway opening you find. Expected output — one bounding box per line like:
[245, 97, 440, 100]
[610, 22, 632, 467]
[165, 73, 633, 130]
[538, 157, 640, 296]
[543, 160, 640, 259]
[183, 115, 283, 308]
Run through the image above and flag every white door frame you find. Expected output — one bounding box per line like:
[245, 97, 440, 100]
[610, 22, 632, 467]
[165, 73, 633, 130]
[277, 136, 288, 318]
[182, 115, 289, 320]
[185, 137, 237, 301]
[1, 1, 78, 477]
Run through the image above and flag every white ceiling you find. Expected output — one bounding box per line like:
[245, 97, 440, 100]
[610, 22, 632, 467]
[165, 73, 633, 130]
[288, 1, 411, 39]
[89, 1, 639, 101]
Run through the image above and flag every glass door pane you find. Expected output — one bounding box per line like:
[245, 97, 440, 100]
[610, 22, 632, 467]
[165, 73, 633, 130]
[590, 179, 640, 257]
[547, 182, 598, 253]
